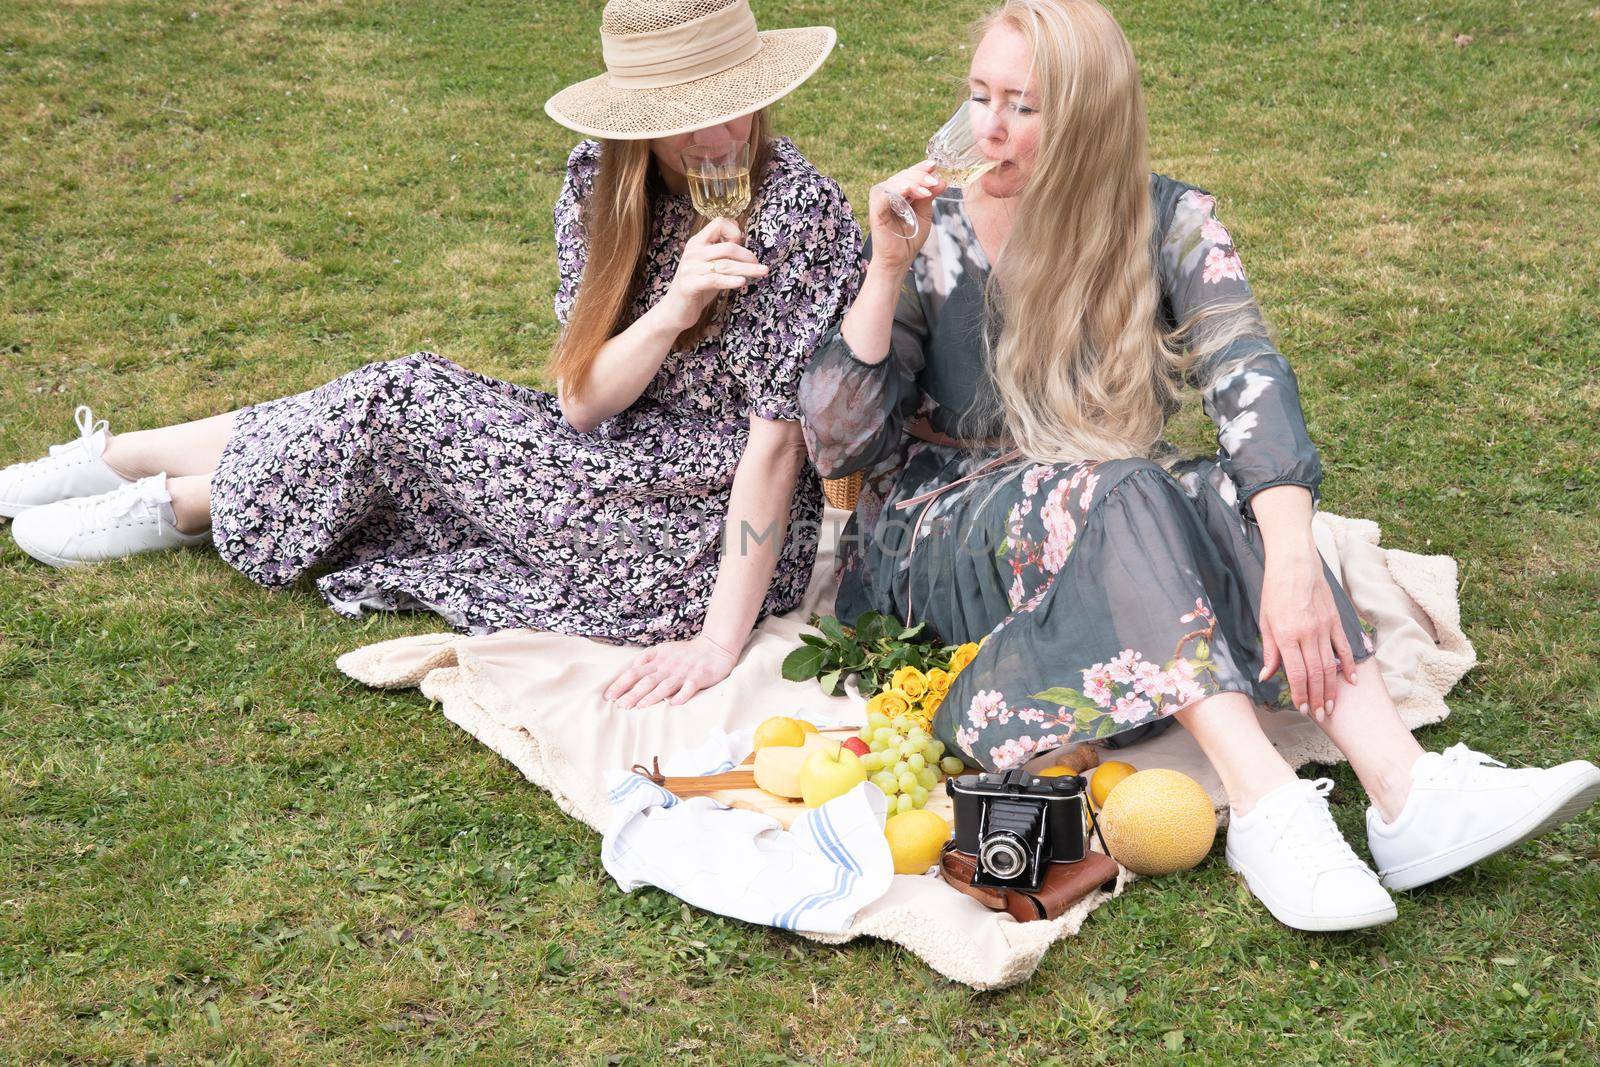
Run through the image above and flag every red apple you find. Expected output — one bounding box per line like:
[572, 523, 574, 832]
[842, 736, 871, 758]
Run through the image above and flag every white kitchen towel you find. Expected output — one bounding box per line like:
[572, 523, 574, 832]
[602, 776, 894, 934]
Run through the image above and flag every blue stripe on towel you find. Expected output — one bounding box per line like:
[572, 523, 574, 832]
[773, 807, 863, 929]
[807, 804, 862, 876]
[775, 863, 855, 931]
[607, 774, 678, 809]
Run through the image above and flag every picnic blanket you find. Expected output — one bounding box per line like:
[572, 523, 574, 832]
[337, 506, 1476, 989]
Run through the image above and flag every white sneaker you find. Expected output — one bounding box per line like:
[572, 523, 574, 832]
[1367, 743, 1600, 891]
[10, 475, 211, 568]
[0, 405, 131, 517]
[1226, 778, 1397, 932]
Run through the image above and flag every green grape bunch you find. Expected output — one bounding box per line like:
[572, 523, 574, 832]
[856, 711, 969, 813]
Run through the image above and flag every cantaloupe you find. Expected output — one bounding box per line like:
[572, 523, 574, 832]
[1097, 769, 1216, 875]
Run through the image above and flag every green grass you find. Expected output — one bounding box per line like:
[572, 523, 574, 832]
[3, 0, 1598, 1061]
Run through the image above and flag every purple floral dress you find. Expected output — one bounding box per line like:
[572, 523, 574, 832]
[798, 178, 1376, 771]
[210, 137, 863, 639]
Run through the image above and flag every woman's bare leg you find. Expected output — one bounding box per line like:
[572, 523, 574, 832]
[1306, 655, 1426, 822]
[102, 411, 239, 480]
[166, 475, 213, 535]
[1174, 691, 1299, 814]
[1173, 657, 1427, 821]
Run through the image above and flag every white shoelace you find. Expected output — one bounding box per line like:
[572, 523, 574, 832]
[13, 405, 107, 473]
[60, 475, 171, 534]
[1429, 743, 1509, 785]
[1273, 779, 1374, 876]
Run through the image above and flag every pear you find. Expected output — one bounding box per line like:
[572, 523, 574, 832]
[753, 745, 810, 799]
[753, 735, 841, 799]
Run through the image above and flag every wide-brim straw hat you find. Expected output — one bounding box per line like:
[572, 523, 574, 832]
[545, 0, 837, 141]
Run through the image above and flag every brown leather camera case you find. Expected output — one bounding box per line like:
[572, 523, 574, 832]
[939, 844, 1121, 922]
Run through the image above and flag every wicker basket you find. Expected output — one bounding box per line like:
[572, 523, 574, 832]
[822, 472, 862, 511]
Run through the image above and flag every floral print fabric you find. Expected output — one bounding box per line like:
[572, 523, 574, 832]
[797, 179, 1374, 770]
[210, 137, 862, 639]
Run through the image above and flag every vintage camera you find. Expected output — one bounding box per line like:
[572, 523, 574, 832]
[946, 768, 1091, 892]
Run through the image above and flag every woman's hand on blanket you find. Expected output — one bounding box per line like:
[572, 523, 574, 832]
[1257, 553, 1358, 723]
[604, 635, 738, 709]
[659, 217, 769, 331]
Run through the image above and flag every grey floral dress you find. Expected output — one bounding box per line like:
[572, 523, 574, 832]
[797, 179, 1375, 771]
[209, 137, 863, 639]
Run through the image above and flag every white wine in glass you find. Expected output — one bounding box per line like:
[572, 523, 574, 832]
[681, 141, 751, 220]
[887, 99, 998, 237]
[931, 157, 998, 188]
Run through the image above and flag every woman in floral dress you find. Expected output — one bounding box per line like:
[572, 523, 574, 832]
[799, 0, 1600, 931]
[2, 0, 861, 709]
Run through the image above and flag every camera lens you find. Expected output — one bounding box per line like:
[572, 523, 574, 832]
[979, 832, 1029, 880]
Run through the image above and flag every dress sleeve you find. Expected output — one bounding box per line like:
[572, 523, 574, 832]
[730, 174, 866, 423]
[796, 236, 928, 478]
[1160, 188, 1323, 515]
[551, 141, 599, 327]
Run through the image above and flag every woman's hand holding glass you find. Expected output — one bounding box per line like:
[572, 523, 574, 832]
[658, 218, 768, 331]
[868, 162, 946, 274]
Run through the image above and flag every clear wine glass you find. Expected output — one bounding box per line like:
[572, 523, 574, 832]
[884, 100, 998, 240]
[680, 141, 752, 220]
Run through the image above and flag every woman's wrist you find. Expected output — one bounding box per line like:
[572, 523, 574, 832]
[699, 629, 745, 659]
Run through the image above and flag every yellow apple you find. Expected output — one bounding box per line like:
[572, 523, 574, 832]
[799, 746, 868, 808]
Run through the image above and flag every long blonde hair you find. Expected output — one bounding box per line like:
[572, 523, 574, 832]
[968, 0, 1259, 463]
[552, 111, 772, 400]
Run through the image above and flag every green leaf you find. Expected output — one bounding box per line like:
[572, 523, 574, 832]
[1094, 716, 1122, 738]
[1031, 686, 1102, 712]
[819, 669, 842, 696]
[797, 633, 829, 649]
[898, 621, 927, 641]
[818, 615, 850, 645]
[1162, 1030, 1185, 1053]
[781, 645, 825, 681]
[854, 613, 888, 643]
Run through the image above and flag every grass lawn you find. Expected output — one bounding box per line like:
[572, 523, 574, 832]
[3, 0, 1598, 1061]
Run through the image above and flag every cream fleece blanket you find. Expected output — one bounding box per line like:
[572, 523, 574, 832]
[337, 506, 1475, 989]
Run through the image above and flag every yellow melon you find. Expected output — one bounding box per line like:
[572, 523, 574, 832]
[1097, 769, 1216, 876]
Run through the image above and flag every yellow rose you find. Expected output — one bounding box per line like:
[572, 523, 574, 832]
[890, 666, 928, 701]
[925, 668, 951, 699]
[948, 642, 980, 674]
[919, 693, 943, 722]
[867, 689, 912, 720]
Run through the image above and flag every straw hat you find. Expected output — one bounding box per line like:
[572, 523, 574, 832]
[544, 0, 837, 140]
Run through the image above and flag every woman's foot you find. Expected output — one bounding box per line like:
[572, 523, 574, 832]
[10, 475, 211, 567]
[1367, 743, 1600, 891]
[0, 405, 131, 517]
[1225, 777, 1397, 932]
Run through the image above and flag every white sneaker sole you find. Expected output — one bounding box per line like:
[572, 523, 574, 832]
[0, 499, 39, 518]
[10, 526, 93, 568]
[1226, 850, 1398, 932]
[1377, 763, 1600, 891]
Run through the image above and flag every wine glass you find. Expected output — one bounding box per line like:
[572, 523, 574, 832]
[680, 141, 752, 220]
[884, 99, 998, 240]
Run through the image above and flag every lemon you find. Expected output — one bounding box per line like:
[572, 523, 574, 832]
[1098, 769, 1216, 876]
[753, 716, 807, 751]
[1089, 761, 1137, 808]
[1035, 766, 1074, 778]
[884, 810, 951, 875]
[796, 720, 819, 735]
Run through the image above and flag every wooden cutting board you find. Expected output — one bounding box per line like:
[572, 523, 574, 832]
[644, 729, 955, 829]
